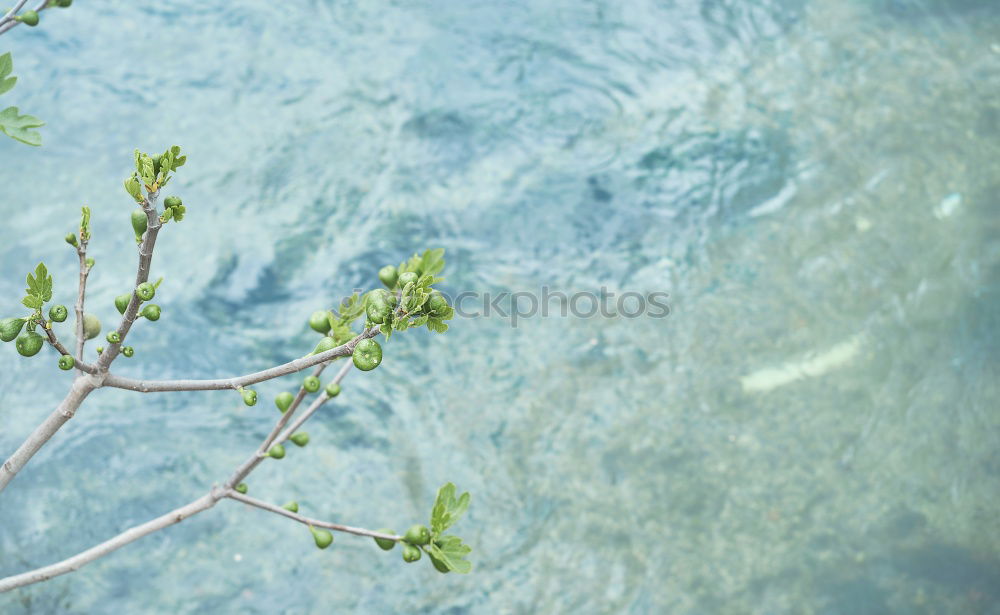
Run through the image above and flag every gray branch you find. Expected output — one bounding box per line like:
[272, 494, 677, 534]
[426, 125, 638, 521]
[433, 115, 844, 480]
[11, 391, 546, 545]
[226, 490, 401, 542]
[103, 327, 377, 393]
[0, 0, 49, 36]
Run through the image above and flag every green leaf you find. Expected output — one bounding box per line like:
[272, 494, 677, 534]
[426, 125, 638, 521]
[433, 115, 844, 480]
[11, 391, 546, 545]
[426, 535, 473, 574]
[0, 105, 43, 146]
[420, 248, 446, 276]
[0, 75, 15, 96]
[430, 482, 470, 536]
[0, 53, 12, 80]
[21, 295, 42, 310]
[80, 206, 92, 240]
[34, 262, 52, 302]
[426, 317, 449, 333]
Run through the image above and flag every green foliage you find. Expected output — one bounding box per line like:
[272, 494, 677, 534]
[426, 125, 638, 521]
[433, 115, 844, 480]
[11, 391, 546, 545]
[124, 146, 187, 205]
[22, 263, 52, 311]
[0, 53, 44, 146]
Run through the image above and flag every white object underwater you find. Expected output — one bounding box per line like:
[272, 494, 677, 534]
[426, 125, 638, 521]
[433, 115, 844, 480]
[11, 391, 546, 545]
[741, 334, 865, 393]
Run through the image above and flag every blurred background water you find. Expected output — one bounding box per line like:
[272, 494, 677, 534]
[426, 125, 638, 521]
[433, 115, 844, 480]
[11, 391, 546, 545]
[1, 0, 999, 613]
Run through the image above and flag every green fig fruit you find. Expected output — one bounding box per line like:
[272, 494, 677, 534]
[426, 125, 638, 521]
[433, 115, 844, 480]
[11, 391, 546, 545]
[48, 305, 69, 323]
[268, 443, 285, 459]
[366, 300, 390, 324]
[234, 483, 248, 494]
[379, 265, 399, 289]
[275, 392, 295, 413]
[311, 336, 337, 356]
[290, 432, 310, 447]
[427, 292, 448, 314]
[16, 332, 44, 357]
[56, 0, 72, 7]
[352, 339, 382, 371]
[0, 317, 26, 342]
[309, 310, 332, 334]
[398, 271, 418, 287]
[311, 527, 333, 550]
[141, 304, 161, 321]
[65, 233, 78, 247]
[85, 257, 95, 268]
[373, 529, 396, 551]
[164, 196, 183, 209]
[131, 209, 148, 238]
[18, 10, 39, 26]
[58, 355, 75, 370]
[136, 282, 155, 302]
[115, 293, 132, 315]
[282, 501, 299, 513]
[325, 382, 341, 397]
[404, 524, 431, 546]
[122, 346, 134, 358]
[303, 375, 321, 393]
[242, 389, 258, 406]
[82, 314, 101, 340]
[106, 331, 121, 344]
[401, 544, 422, 563]
[96, 346, 104, 355]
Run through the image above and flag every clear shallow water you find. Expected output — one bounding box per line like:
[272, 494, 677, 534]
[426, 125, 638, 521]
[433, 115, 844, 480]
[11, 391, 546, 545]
[1, 0, 999, 613]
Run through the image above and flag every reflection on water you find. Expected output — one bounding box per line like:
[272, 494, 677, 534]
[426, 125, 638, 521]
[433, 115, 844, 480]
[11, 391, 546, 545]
[1, 0, 998, 613]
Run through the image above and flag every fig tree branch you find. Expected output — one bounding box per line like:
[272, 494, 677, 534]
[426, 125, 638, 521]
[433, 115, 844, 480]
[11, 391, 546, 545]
[73, 230, 91, 366]
[225, 490, 402, 542]
[40, 325, 95, 374]
[96, 194, 161, 369]
[0, 489, 223, 592]
[0, 0, 47, 36]
[103, 327, 378, 393]
[274, 360, 353, 448]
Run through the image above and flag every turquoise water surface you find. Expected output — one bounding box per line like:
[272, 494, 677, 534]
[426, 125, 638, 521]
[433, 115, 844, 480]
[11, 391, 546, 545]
[1, 1, 999, 613]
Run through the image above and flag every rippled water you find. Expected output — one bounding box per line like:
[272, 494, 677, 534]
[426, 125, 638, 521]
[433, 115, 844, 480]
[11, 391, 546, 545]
[1, 1, 999, 613]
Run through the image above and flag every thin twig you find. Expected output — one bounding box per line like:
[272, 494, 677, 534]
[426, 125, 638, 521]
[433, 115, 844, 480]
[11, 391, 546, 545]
[41, 326, 96, 374]
[74, 229, 91, 366]
[226, 490, 401, 542]
[0, 0, 48, 36]
[275, 360, 353, 447]
[103, 327, 377, 393]
[95, 194, 161, 369]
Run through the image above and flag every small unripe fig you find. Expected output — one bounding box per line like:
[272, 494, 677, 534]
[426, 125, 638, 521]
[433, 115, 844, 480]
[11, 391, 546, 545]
[131, 209, 148, 238]
[96, 346, 104, 354]
[48, 304, 68, 323]
[141, 304, 161, 321]
[56, 0, 72, 7]
[16, 332, 44, 357]
[242, 389, 258, 406]
[82, 314, 101, 340]
[325, 382, 341, 397]
[311, 336, 337, 356]
[378, 265, 399, 288]
[18, 10, 39, 26]
[164, 196, 183, 209]
[373, 529, 396, 551]
[282, 501, 299, 513]
[398, 271, 418, 287]
[290, 432, 310, 447]
[309, 310, 331, 334]
[0, 317, 26, 342]
[268, 443, 286, 459]
[303, 375, 320, 393]
[427, 292, 448, 314]
[65, 233, 78, 247]
[352, 339, 382, 371]
[366, 300, 390, 324]
[274, 392, 295, 413]
[234, 483, 248, 494]
[404, 524, 431, 546]
[85, 257, 95, 268]
[401, 544, 422, 563]
[311, 527, 333, 550]
[58, 355, 75, 371]
[122, 346, 134, 358]
[115, 293, 131, 315]
[136, 282, 155, 302]
[106, 331, 121, 344]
